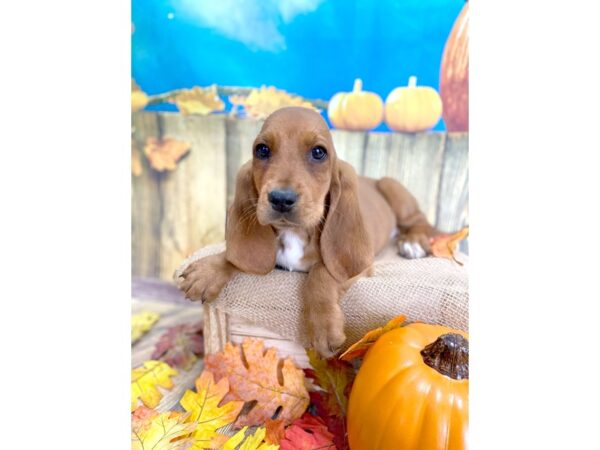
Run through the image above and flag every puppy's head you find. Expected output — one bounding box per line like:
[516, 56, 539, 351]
[251, 107, 336, 229]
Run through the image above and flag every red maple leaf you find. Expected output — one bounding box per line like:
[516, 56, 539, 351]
[151, 322, 203, 370]
[280, 413, 337, 450]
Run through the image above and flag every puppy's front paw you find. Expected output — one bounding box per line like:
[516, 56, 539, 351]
[177, 255, 231, 303]
[397, 233, 432, 259]
[307, 306, 347, 359]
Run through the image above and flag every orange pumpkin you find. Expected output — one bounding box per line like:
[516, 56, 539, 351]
[440, 1, 469, 132]
[328, 79, 384, 130]
[347, 323, 469, 450]
[384, 76, 443, 132]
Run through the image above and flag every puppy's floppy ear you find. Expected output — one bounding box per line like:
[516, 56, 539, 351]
[320, 160, 373, 282]
[225, 161, 277, 274]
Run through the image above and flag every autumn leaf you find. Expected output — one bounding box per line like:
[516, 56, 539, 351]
[430, 226, 469, 265]
[151, 322, 204, 370]
[265, 419, 285, 445]
[132, 311, 160, 343]
[205, 338, 310, 427]
[132, 406, 196, 450]
[144, 137, 191, 172]
[180, 370, 244, 449]
[339, 315, 407, 361]
[304, 350, 355, 449]
[132, 79, 150, 112]
[172, 85, 225, 115]
[222, 426, 280, 450]
[230, 86, 318, 120]
[131, 360, 178, 411]
[279, 414, 336, 450]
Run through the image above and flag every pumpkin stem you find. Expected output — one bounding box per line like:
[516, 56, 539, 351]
[408, 76, 417, 88]
[353, 78, 363, 92]
[421, 333, 468, 380]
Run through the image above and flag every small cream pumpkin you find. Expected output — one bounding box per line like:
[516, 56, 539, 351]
[384, 76, 443, 132]
[328, 79, 384, 131]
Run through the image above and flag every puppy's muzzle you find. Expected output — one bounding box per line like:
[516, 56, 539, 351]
[268, 189, 298, 213]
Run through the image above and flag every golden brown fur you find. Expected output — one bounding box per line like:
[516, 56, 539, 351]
[177, 107, 437, 357]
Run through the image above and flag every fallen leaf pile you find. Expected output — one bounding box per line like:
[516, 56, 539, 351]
[230, 86, 318, 120]
[205, 338, 310, 427]
[430, 226, 469, 265]
[144, 137, 191, 172]
[131, 360, 178, 411]
[152, 322, 204, 370]
[131, 311, 160, 343]
[172, 86, 225, 115]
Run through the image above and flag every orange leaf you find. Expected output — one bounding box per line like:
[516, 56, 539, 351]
[204, 338, 310, 427]
[143, 137, 191, 172]
[430, 226, 469, 265]
[339, 315, 407, 361]
[172, 86, 225, 115]
[265, 418, 285, 445]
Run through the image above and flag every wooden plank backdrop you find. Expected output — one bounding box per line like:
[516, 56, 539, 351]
[132, 111, 469, 281]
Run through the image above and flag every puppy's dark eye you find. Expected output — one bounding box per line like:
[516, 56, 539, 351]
[255, 144, 271, 160]
[310, 146, 327, 161]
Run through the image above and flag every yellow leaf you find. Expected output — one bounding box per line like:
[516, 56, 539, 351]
[132, 79, 149, 112]
[132, 407, 196, 450]
[230, 86, 318, 120]
[221, 426, 248, 450]
[173, 86, 225, 115]
[339, 315, 407, 361]
[131, 360, 178, 411]
[430, 226, 469, 265]
[144, 137, 191, 172]
[132, 311, 159, 342]
[180, 370, 244, 449]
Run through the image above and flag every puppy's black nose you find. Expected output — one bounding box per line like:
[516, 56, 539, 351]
[268, 189, 298, 213]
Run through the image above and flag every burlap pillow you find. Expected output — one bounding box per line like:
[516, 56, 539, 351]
[176, 243, 468, 349]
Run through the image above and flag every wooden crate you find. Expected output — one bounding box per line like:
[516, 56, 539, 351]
[132, 111, 469, 282]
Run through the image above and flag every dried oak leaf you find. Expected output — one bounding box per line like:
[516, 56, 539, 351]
[279, 413, 336, 450]
[131, 360, 178, 411]
[132, 311, 160, 343]
[205, 338, 310, 428]
[339, 314, 407, 361]
[132, 406, 196, 450]
[180, 370, 244, 449]
[132, 79, 149, 112]
[265, 418, 285, 445]
[144, 137, 191, 172]
[151, 322, 204, 370]
[222, 426, 279, 450]
[430, 226, 469, 265]
[230, 86, 318, 120]
[172, 86, 225, 115]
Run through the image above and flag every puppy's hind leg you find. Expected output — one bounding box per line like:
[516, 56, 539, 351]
[376, 177, 440, 259]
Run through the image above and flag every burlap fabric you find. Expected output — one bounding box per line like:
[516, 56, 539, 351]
[175, 243, 468, 349]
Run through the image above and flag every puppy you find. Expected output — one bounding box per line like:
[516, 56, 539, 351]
[177, 107, 438, 357]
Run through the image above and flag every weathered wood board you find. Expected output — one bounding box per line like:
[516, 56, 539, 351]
[132, 112, 468, 280]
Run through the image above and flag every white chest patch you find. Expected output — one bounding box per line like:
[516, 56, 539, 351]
[276, 230, 310, 272]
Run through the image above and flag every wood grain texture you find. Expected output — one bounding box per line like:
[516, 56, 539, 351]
[331, 129, 367, 174]
[203, 304, 229, 355]
[362, 132, 446, 223]
[157, 113, 227, 280]
[132, 112, 161, 278]
[225, 117, 263, 208]
[436, 132, 469, 233]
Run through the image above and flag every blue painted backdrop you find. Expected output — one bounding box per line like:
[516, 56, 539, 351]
[132, 0, 464, 131]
